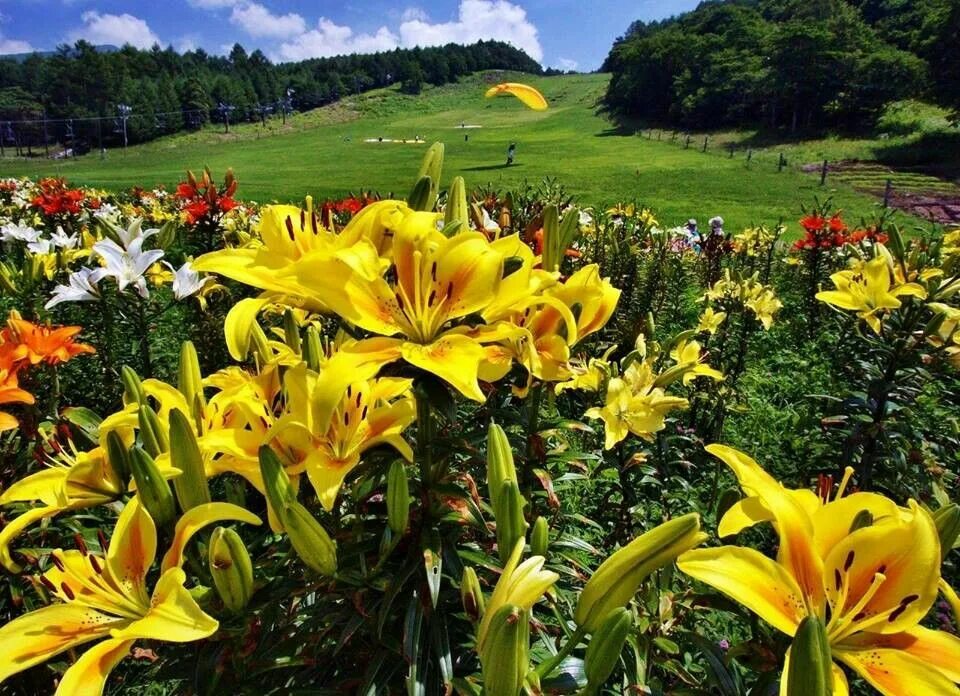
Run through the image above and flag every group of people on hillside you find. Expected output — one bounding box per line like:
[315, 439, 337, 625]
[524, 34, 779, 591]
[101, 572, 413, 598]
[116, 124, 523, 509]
[682, 216, 725, 253]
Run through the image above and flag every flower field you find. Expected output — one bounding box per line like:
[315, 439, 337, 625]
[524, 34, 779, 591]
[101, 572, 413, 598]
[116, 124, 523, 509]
[0, 143, 958, 695]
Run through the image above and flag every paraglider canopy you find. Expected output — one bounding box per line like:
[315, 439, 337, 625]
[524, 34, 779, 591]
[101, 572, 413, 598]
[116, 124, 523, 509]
[484, 83, 548, 111]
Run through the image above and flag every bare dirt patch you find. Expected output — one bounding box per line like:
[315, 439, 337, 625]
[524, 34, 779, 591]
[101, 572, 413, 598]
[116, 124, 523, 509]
[802, 159, 960, 224]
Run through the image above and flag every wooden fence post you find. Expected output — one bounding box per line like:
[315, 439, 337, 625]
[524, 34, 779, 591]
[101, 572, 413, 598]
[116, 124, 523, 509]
[820, 160, 828, 185]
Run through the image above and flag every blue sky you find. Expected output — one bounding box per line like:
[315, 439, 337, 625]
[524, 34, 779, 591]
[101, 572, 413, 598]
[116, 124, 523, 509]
[0, 0, 700, 70]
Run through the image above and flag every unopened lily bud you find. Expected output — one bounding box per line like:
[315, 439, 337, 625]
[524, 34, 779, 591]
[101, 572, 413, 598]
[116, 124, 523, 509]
[283, 309, 301, 356]
[209, 526, 254, 613]
[104, 430, 131, 484]
[168, 409, 211, 512]
[249, 322, 271, 365]
[585, 608, 633, 691]
[934, 504, 960, 560]
[129, 447, 176, 528]
[303, 325, 323, 372]
[411, 142, 444, 211]
[258, 446, 296, 521]
[177, 341, 204, 409]
[0, 263, 17, 294]
[487, 422, 519, 512]
[925, 312, 947, 338]
[498, 206, 511, 230]
[461, 566, 485, 622]
[542, 204, 561, 272]
[576, 513, 705, 630]
[282, 500, 338, 577]
[495, 480, 529, 564]
[137, 405, 168, 457]
[407, 175, 433, 212]
[644, 312, 656, 339]
[386, 460, 410, 535]
[887, 226, 906, 263]
[121, 365, 146, 406]
[444, 176, 468, 235]
[530, 517, 549, 558]
[786, 615, 832, 696]
[480, 604, 529, 696]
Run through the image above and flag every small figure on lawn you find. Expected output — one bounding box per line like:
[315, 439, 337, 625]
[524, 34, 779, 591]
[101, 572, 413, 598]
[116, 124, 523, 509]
[506, 142, 516, 166]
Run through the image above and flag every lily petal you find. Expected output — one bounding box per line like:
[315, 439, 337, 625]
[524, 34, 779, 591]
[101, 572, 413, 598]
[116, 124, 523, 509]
[401, 333, 488, 402]
[105, 498, 156, 607]
[835, 642, 960, 696]
[0, 604, 124, 681]
[678, 546, 806, 637]
[838, 626, 960, 683]
[55, 637, 135, 696]
[111, 568, 218, 642]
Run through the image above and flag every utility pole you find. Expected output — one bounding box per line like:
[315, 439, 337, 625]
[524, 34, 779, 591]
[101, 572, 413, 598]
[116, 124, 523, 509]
[117, 104, 133, 152]
[217, 102, 235, 133]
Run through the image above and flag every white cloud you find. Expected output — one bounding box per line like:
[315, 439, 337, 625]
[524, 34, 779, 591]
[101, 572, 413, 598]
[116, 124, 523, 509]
[401, 8, 428, 22]
[231, 2, 306, 39]
[0, 36, 33, 55]
[69, 12, 161, 49]
[187, 0, 239, 8]
[175, 35, 200, 53]
[276, 18, 399, 62]
[554, 57, 578, 71]
[398, 0, 542, 62]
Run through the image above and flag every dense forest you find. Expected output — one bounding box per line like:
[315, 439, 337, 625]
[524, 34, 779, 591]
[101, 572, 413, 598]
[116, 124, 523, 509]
[0, 40, 542, 152]
[602, 0, 960, 131]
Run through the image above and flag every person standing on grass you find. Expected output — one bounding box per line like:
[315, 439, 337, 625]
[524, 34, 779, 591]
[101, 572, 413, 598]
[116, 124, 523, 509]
[506, 142, 516, 166]
[684, 218, 701, 251]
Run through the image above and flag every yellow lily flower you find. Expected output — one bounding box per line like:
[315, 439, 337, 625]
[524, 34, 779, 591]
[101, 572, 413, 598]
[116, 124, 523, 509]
[817, 256, 926, 334]
[0, 498, 260, 695]
[554, 353, 612, 394]
[267, 362, 415, 510]
[744, 287, 782, 330]
[294, 212, 511, 428]
[586, 361, 688, 449]
[668, 339, 724, 386]
[927, 302, 960, 369]
[0, 447, 122, 572]
[696, 307, 727, 335]
[679, 445, 960, 696]
[475, 540, 558, 654]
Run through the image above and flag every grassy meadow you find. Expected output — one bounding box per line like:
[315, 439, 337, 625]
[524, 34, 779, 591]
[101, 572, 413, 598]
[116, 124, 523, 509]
[0, 72, 931, 233]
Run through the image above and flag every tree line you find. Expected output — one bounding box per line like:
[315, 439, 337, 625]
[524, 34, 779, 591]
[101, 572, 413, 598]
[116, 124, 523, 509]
[602, 0, 959, 132]
[0, 40, 542, 153]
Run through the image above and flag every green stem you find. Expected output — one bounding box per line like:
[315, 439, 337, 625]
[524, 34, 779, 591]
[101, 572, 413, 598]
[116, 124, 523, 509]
[416, 390, 434, 513]
[524, 381, 544, 496]
[46, 365, 60, 419]
[534, 624, 589, 679]
[133, 297, 153, 377]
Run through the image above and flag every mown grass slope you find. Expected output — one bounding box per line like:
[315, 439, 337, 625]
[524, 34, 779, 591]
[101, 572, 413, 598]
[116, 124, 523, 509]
[0, 72, 930, 231]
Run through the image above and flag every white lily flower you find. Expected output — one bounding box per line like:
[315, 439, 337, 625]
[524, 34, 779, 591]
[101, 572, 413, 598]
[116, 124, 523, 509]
[93, 234, 164, 298]
[26, 237, 53, 255]
[50, 226, 79, 249]
[1, 223, 42, 244]
[45, 267, 107, 309]
[165, 261, 213, 300]
[480, 207, 500, 234]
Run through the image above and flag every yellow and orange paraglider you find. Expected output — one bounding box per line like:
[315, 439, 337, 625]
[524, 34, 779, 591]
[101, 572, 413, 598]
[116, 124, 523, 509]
[484, 82, 548, 111]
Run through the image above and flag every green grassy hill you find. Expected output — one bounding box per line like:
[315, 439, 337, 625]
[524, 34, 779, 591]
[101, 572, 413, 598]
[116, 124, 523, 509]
[0, 72, 939, 232]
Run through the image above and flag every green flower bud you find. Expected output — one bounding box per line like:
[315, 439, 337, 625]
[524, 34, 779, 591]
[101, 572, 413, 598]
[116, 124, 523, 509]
[785, 615, 833, 696]
[585, 608, 633, 690]
[303, 325, 323, 372]
[209, 526, 254, 613]
[444, 176, 468, 235]
[137, 405, 168, 457]
[121, 365, 146, 407]
[480, 604, 529, 696]
[530, 517, 549, 558]
[407, 175, 434, 212]
[177, 341, 205, 410]
[386, 460, 410, 535]
[258, 445, 296, 522]
[168, 409, 211, 513]
[283, 308, 301, 356]
[934, 504, 960, 560]
[461, 566, 485, 622]
[129, 447, 176, 528]
[487, 422, 519, 512]
[282, 500, 338, 577]
[575, 513, 705, 631]
[104, 430, 131, 484]
[410, 142, 444, 211]
[495, 480, 529, 564]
